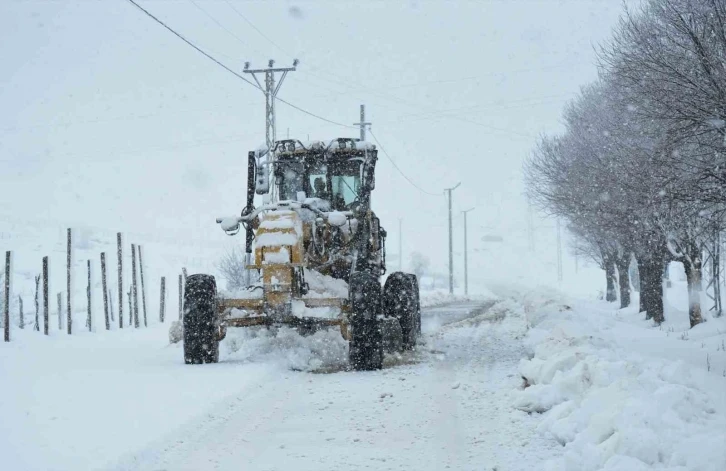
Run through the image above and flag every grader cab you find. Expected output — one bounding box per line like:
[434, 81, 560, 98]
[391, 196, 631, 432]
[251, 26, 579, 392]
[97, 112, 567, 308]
[182, 138, 420, 370]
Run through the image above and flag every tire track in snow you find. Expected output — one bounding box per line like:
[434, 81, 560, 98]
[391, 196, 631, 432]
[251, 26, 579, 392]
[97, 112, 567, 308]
[112, 300, 562, 471]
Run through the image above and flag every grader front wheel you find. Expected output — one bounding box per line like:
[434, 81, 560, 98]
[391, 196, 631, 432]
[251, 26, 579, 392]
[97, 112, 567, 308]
[348, 272, 384, 371]
[183, 274, 220, 364]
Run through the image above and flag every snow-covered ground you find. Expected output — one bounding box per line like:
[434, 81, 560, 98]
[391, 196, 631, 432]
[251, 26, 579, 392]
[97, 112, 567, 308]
[0, 292, 559, 470]
[2, 269, 725, 470]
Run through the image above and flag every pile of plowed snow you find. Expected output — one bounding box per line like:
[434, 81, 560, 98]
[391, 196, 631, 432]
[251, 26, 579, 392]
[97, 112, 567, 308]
[504, 286, 726, 471]
[221, 326, 348, 372]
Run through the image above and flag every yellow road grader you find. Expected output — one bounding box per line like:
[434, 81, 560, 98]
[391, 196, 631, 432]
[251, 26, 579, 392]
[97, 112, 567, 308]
[182, 138, 421, 370]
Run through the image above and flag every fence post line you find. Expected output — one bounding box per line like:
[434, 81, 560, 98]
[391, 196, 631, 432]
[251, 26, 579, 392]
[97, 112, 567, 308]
[117, 233, 123, 329]
[101, 253, 110, 330]
[66, 228, 72, 335]
[160, 277, 166, 323]
[139, 246, 147, 327]
[86, 260, 91, 332]
[131, 244, 139, 328]
[4, 251, 10, 342]
[43, 257, 49, 336]
[57, 292, 62, 330]
[178, 274, 183, 320]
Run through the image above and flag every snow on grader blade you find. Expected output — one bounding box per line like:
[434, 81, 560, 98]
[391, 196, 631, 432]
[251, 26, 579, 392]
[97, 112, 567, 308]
[178, 138, 421, 370]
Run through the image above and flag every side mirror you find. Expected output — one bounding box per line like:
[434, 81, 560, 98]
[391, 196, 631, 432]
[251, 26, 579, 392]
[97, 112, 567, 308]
[219, 217, 241, 236]
[363, 164, 375, 190]
[255, 165, 269, 194]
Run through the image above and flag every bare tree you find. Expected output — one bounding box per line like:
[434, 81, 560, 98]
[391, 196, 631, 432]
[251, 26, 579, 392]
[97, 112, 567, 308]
[217, 246, 249, 290]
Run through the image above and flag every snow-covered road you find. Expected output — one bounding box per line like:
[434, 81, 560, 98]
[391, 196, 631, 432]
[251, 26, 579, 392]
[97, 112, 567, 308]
[110, 301, 560, 471]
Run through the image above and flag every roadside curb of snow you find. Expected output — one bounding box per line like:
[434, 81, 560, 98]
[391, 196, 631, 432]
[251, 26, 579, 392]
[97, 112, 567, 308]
[510, 293, 726, 471]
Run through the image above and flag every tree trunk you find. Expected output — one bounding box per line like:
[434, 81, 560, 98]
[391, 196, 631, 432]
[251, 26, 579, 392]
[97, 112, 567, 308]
[638, 257, 665, 324]
[683, 248, 704, 328]
[615, 253, 631, 309]
[604, 253, 617, 302]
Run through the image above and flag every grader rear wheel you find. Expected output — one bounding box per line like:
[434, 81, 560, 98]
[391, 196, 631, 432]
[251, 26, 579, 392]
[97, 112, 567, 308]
[348, 272, 384, 371]
[383, 272, 421, 349]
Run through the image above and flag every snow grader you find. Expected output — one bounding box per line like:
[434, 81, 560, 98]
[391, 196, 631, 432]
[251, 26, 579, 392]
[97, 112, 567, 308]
[182, 138, 421, 370]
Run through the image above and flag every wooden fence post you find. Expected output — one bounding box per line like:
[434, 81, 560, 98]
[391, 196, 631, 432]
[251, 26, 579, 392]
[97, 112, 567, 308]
[86, 260, 91, 332]
[127, 287, 132, 324]
[117, 233, 123, 329]
[159, 277, 166, 323]
[131, 244, 139, 328]
[178, 274, 183, 320]
[109, 288, 114, 322]
[4, 251, 9, 342]
[57, 292, 62, 330]
[66, 228, 72, 335]
[34, 274, 40, 331]
[18, 296, 23, 329]
[139, 245, 147, 327]
[101, 253, 110, 330]
[43, 257, 49, 336]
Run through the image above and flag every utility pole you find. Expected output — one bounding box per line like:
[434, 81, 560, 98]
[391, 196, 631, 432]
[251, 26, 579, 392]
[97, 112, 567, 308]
[244, 59, 298, 201]
[462, 208, 475, 296]
[244, 59, 298, 151]
[445, 183, 461, 294]
[556, 218, 563, 283]
[353, 104, 372, 141]
[398, 218, 403, 271]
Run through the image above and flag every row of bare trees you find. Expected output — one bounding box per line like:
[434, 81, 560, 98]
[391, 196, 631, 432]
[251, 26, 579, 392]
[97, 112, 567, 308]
[525, 0, 726, 327]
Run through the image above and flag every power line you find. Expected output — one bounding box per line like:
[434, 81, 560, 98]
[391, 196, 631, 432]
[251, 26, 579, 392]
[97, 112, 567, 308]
[222, 0, 291, 57]
[126, 0, 259, 89]
[368, 129, 441, 197]
[192, 0, 538, 140]
[125, 0, 352, 130]
[188, 0, 262, 56]
[276, 96, 352, 128]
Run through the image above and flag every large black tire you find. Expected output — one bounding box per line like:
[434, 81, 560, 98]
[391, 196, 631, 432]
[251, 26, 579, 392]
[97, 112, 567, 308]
[348, 272, 383, 371]
[405, 274, 422, 337]
[380, 317, 403, 353]
[383, 272, 421, 349]
[183, 274, 219, 364]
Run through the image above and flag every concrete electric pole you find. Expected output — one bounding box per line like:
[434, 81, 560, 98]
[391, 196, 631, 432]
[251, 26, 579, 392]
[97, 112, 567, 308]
[445, 183, 461, 294]
[243, 59, 298, 155]
[462, 207, 475, 296]
[353, 104, 372, 141]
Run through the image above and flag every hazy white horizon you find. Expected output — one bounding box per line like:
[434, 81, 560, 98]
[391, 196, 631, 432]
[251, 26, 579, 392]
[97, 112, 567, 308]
[0, 0, 632, 290]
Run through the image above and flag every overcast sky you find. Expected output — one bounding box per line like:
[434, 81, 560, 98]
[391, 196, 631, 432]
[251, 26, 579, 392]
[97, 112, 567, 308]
[0, 0, 633, 285]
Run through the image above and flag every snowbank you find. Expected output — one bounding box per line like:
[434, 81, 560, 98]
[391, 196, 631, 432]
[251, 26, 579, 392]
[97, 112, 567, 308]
[419, 288, 492, 308]
[509, 287, 726, 471]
